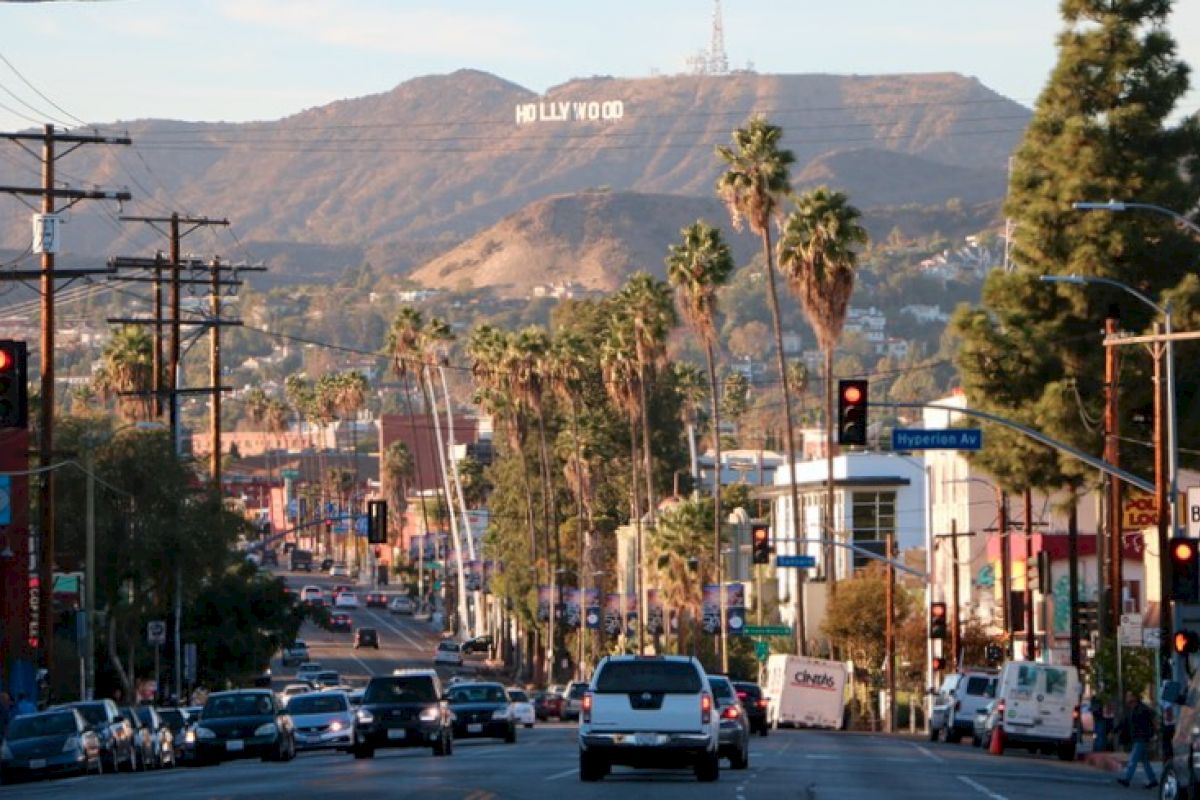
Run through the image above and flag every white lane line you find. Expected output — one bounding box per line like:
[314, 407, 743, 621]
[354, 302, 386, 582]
[544, 767, 579, 781]
[363, 607, 429, 650]
[958, 775, 1008, 800]
[911, 742, 945, 763]
[351, 652, 377, 676]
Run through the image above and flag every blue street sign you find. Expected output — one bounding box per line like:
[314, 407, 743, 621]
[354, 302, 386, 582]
[776, 555, 816, 568]
[892, 428, 982, 451]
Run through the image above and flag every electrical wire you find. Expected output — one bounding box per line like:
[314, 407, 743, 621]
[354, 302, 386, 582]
[0, 49, 89, 128]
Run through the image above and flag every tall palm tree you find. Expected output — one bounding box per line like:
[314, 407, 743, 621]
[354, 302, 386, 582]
[666, 220, 735, 668]
[382, 440, 414, 550]
[778, 186, 868, 600]
[335, 371, 370, 571]
[651, 497, 714, 656]
[716, 115, 806, 653]
[93, 325, 156, 423]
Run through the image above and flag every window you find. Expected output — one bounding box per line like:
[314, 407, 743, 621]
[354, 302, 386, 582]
[7, 713, 77, 740]
[964, 677, 994, 697]
[204, 693, 274, 719]
[448, 685, 508, 704]
[850, 491, 896, 570]
[594, 661, 703, 694]
[364, 677, 437, 704]
[287, 694, 349, 714]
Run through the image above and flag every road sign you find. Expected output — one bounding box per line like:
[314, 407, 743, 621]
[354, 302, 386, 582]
[742, 625, 792, 637]
[892, 428, 982, 451]
[1119, 620, 1144, 648]
[755, 641, 769, 662]
[1143, 628, 1161, 649]
[147, 620, 166, 646]
[776, 555, 816, 568]
[1188, 487, 1200, 538]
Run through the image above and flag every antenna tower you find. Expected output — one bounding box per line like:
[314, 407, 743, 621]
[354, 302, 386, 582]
[709, 0, 729, 74]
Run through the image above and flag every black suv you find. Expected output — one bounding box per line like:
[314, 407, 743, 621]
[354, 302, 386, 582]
[354, 627, 379, 649]
[732, 681, 769, 736]
[351, 671, 452, 758]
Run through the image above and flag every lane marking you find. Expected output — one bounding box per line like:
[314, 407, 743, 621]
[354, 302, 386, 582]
[363, 607, 430, 650]
[350, 652, 377, 676]
[911, 742, 945, 763]
[958, 775, 1008, 800]
[544, 767, 579, 781]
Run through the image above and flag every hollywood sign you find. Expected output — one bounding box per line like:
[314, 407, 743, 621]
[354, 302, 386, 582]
[515, 99, 625, 125]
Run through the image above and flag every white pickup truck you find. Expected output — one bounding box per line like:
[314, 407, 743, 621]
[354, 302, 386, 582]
[578, 655, 720, 782]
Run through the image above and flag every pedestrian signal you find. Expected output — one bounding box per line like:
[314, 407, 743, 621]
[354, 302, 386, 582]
[931, 656, 946, 671]
[0, 340, 28, 429]
[1174, 630, 1200, 656]
[1169, 538, 1200, 602]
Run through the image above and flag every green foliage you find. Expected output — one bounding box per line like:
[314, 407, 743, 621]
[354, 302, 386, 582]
[821, 565, 916, 673]
[1087, 639, 1155, 702]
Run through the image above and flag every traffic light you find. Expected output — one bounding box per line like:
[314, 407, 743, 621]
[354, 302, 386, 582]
[837, 379, 868, 446]
[367, 500, 388, 544]
[931, 656, 946, 671]
[0, 340, 28, 429]
[985, 642, 1004, 664]
[929, 602, 947, 639]
[1173, 630, 1200, 656]
[752, 525, 771, 565]
[1168, 538, 1200, 601]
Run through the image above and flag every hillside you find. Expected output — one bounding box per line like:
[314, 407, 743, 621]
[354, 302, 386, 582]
[0, 70, 1029, 281]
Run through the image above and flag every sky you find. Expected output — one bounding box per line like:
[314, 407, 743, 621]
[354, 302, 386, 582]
[0, 0, 1198, 131]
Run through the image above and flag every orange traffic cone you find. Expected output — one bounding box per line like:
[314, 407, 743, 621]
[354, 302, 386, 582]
[989, 725, 1004, 756]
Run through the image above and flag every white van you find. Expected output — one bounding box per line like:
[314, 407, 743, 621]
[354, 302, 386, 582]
[992, 661, 1081, 760]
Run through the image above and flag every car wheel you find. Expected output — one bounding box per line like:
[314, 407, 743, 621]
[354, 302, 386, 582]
[1057, 740, 1076, 761]
[695, 750, 720, 782]
[731, 743, 749, 770]
[946, 728, 962, 744]
[971, 734, 981, 748]
[928, 723, 940, 742]
[1160, 763, 1189, 800]
[759, 723, 769, 738]
[580, 749, 607, 782]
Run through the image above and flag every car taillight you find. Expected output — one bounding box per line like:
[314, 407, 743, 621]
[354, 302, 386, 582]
[758, 698, 768, 709]
[721, 705, 740, 720]
[954, 700, 961, 712]
[1073, 706, 1080, 721]
[996, 701, 1005, 717]
[701, 694, 712, 724]
[582, 693, 592, 724]
[736, 691, 748, 700]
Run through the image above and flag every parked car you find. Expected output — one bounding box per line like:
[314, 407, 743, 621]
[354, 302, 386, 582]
[434, 640, 464, 667]
[354, 627, 379, 649]
[708, 676, 749, 769]
[446, 682, 516, 743]
[0, 708, 102, 784]
[929, 668, 998, 744]
[732, 681, 769, 736]
[329, 562, 350, 577]
[192, 689, 296, 764]
[561, 681, 590, 722]
[156, 707, 193, 765]
[532, 691, 563, 721]
[281, 640, 310, 667]
[125, 705, 174, 769]
[118, 705, 157, 771]
[57, 700, 135, 773]
[287, 690, 355, 752]
[335, 591, 360, 610]
[365, 592, 388, 608]
[578, 655, 720, 783]
[507, 688, 536, 728]
[351, 670, 453, 758]
[390, 596, 414, 615]
[330, 613, 354, 632]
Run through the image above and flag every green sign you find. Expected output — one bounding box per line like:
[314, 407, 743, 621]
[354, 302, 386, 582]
[755, 641, 769, 662]
[281, 468, 300, 480]
[742, 625, 792, 637]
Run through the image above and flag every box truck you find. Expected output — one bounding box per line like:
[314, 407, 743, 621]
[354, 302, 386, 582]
[764, 654, 848, 730]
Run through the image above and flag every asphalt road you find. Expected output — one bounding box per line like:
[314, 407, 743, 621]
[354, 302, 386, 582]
[1, 723, 1140, 799]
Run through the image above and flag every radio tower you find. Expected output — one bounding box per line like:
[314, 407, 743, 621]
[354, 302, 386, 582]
[709, 0, 729, 74]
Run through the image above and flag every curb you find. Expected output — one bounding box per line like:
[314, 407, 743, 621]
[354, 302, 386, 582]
[1083, 751, 1127, 773]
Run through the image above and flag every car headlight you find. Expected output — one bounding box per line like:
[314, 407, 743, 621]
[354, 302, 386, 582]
[184, 729, 196, 744]
[254, 723, 278, 737]
[356, 709, 374, 725]
[492, 709, 510, 721]
[418, 706, 440, 722]
[329, 720, 344, 732]
[194, 727, 216, 740]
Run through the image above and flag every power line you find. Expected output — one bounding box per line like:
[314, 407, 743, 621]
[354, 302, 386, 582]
[0, 49, 88, 127]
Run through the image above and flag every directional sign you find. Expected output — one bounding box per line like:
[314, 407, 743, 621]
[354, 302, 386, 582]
[147, 620, 166, 646]
[755, 641, 769, 662]
[776, 555, 816, 568]
[892, 428, 982, 451]
[1188, 487, 1200, 539]
[0, 475, 10, 525]
[742, 625, 792, 637]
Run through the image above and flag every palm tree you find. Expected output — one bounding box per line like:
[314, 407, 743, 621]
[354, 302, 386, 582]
[335, 371, 370, 571]
[666, 220, 735, 668]
[778, 186, 868, 600]
[382, 440, 414, 548]
[93, 325, 155, 422]
[651, 498, 714, 656]
[716, 115, 806, 653]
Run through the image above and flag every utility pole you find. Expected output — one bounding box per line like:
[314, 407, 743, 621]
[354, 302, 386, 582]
[1153, 321, 1170, 672]
[1104, 312, 1122, 637]
[1024, 488, 1035, 659]
[1, 125, 131, 681]
[885, 529, 895, 733]
[998, 489, 1011, 648]
[211, 257, 222, 492]
[950, 520, 962, 669]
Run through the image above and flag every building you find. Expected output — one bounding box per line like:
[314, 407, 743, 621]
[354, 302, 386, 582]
[696, 449, 784, 493]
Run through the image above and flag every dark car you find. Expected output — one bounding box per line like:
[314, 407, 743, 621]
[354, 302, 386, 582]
[120, 705, 158, 770]
[193, 690, 296, 764]
[330, 613, 353, 632]
[58, 700, 136, 773]
[290, 549, 314, 572]
[133, 706, 176, 768]
[709, 675, 749, 769]
[261, 549, 279, 567]
[532, 691, 563, 721]
[0, 709, 102, 784]
[365, 593, 388, 608]
[157, 707, 193, 765]
[354, 627, 379, 649]
[320, 558, 334, 572]
[461, 635, 494, 655]
[732, 681, 769, 736]
[351, 671, 452, 758]
[447, 682, 516, 743]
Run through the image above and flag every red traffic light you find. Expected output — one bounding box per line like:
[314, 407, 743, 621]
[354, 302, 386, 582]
[930, 602, 946, 619]
[842, 384, 862, 404]
[1174, 630, 1200, 655]
[0, 348, 11, 372]
[931, 657, 946, 671]
[754, 527, 768, 543]
[1173, 540, 1196, 562]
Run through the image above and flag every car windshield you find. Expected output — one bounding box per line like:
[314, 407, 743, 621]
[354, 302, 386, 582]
[708, 678, 734, 701]
[567, 683, 588, 699]
[287, 694, 348, 714]
[365, 677, 437, 704]
[734, 683, 762, 699]
[448, 685, 508, 704]
[358, 629, 377, 637]
[7, 712, 77, 739]
[965, 676, 995, 697]
[595, 661, 703, 694]
[317, 672, 340, 683]
[203, 694, 274, 719]
[508, 690, 529, 703]
[438, 642, 459, 652]
[299, 664, 322, 672]
[68, 703, 109, 726]
[158, 709, 185, 730]
[135, 707, 155, 726]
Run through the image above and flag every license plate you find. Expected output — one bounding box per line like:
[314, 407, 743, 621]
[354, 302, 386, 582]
[387, 729, 406, 740]
[635, 732, 660, 746]
[226, 740, 244, 752]
[467, 723, 483, 734]
[29, 758, 46, 770]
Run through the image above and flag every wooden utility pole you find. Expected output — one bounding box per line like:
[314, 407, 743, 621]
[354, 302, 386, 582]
[950, 520, 962, 669]
[1104, 313, 1122, 636]
[1024, 489, 1036, 658]
[210, 258, 222, 492]
[1153, 321, 1170, 671]
[998, 489, 1011, 647]
[885, 529, 895, 733]
[0, 125, 130, 680]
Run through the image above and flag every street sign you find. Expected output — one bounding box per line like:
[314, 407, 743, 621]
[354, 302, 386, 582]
[1143, 628, 1161, 649]
[1188, 487, 1200, 538]
[742, 625, 792, 637]
[1119, 618, 1143, 648]
[755, 641, 769, 662]
[147, 620, 166, 646]
[892, 428, 982, 451]
[776, 555, 816, 568]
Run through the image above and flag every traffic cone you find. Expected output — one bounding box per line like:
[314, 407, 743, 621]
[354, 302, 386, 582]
[989, 725, 1004, 756]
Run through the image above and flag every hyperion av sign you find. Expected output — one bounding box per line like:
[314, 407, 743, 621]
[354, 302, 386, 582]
[515, 99, 625, 125]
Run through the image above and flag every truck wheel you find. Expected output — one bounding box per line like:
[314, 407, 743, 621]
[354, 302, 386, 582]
[946, 727, 962, 744]
[928, 724, 940, 742]
[579, 749, 606, 782]
[695, 750, 720, 782]
[1056, 740, 1076, 761]
[352, 744, 374, 759]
